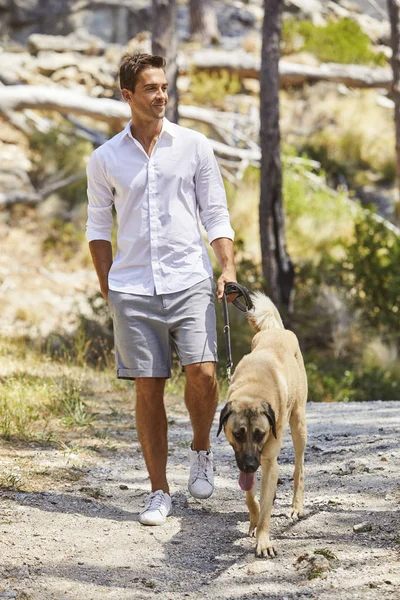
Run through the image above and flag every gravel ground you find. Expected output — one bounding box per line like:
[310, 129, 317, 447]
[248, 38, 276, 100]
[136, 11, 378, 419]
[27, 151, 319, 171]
[0, 400, 399, 600]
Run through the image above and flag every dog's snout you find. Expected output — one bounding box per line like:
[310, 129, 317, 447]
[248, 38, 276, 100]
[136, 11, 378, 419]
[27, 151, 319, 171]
[238, 452, 259, 473]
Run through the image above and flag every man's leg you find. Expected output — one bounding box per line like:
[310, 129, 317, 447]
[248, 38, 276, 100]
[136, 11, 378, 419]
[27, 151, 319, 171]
[184, 361, 218, 499]
[135, 377, 169, 493]
[184, 361, 218, 450]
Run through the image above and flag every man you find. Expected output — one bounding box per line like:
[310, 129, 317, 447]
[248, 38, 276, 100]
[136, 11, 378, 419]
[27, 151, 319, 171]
[86, 53, 236, 526]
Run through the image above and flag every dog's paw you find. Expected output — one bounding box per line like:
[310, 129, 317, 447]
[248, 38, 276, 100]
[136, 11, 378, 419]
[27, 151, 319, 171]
[255, 535, 277, 559]
[290, 508, 303, 521]
[248, 523, 257, 537]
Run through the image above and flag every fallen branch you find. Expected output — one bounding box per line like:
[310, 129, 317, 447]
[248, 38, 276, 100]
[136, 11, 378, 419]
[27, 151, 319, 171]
[0, 172, 85, 208]
[184, 50, 393, 88]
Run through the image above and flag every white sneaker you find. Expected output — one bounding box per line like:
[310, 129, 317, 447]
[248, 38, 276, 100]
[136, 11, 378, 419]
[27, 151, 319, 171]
[188, 447, 214, 499]
[139, 490, 172, 526]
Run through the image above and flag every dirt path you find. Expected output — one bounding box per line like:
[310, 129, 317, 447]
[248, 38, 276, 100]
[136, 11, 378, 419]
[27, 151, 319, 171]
[0, 400, 399, 600]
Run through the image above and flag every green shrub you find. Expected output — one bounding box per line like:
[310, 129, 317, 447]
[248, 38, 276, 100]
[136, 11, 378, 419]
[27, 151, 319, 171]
[301, 131, 395, 188]
[282, 18, 387, 66]
[189, 69, 242, 107]
[306, 358, 400, 402]
[42, 219, 85, 259]
[29, 127, 92, 207]
[46, 375, 94, 427]
[340, 210, 400, 337]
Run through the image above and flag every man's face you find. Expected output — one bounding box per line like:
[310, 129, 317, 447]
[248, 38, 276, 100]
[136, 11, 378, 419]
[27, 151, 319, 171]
[122, 67, 168, 121]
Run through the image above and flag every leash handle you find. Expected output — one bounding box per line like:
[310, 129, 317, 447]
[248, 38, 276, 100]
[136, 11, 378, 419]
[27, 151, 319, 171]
[222, 282, 253, 385]
[224, 282, 254, 312]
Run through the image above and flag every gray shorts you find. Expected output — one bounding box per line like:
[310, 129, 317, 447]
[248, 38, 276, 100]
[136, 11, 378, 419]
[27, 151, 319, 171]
[108, 278, 218, 379]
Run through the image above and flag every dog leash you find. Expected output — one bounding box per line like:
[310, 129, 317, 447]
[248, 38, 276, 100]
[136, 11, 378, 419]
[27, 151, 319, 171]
[222, 282, 254, 385]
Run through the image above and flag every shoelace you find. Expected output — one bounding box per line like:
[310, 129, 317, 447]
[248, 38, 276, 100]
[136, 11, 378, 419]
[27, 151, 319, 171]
[192, 453, 212, 483]
[145, 491, 165, 512]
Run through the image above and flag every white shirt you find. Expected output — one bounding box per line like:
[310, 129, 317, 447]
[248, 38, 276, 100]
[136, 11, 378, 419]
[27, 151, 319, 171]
[86, 118, 234, 295]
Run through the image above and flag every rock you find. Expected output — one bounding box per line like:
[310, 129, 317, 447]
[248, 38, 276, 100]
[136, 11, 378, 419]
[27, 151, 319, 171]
[284, 0, 325, 25]
[353, 522, 372, 533]
[295, 552, 332, 578]
[34, 51, 83, 75]
[335, 461, 357, 476]
[119, 484, 129, 490]
[247, 561, 270, 575]
[218, 6, 256, 38]
[28, 31, 106, 55]
[0, 0, 154, 45]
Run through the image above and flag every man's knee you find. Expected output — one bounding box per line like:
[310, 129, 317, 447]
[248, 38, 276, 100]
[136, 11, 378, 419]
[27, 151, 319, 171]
[185, 362, 217, 391]
[135, 377, 166, 403]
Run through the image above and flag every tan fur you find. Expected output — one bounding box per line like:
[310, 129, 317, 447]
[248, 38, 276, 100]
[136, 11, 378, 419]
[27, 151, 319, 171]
[219, 293, 307, 558]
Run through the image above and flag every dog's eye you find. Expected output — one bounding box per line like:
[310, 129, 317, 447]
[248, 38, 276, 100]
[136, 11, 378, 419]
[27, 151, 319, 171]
[253, 430, 265, 443]
[233, 428, 245, 441]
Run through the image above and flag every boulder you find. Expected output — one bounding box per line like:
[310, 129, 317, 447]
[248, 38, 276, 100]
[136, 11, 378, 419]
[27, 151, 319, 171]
[28, 31, 106, 55]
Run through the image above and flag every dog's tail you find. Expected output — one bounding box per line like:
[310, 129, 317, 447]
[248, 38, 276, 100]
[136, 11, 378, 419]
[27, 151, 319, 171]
[248, 291, 284, 331]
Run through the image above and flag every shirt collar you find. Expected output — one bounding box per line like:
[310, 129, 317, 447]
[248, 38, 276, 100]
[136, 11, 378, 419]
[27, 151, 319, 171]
[123, 117, 176, 140]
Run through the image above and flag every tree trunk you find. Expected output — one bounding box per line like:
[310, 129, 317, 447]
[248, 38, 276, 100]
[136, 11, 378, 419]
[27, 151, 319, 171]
[388, 0, 400, 223]
[152, 0, 179, 123]
[189, 0, 220, 45]
[259, 0, 294, 310]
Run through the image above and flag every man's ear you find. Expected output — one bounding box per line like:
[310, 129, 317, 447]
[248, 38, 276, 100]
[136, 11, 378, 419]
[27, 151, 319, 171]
[262, 403, 277, 439]
[121, 89, 133, 103]
[217, 402, 233, 437]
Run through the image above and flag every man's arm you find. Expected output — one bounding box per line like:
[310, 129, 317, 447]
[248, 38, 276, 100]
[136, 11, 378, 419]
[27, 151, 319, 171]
[89, 240, 113, 301]
[211, 237, 237, 303]
[86, 151, 114, 300]
[194, 136, 237, 302]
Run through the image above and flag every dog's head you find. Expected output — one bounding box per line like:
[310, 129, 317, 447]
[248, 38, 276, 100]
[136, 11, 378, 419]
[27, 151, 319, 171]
[217, 401, 276, 473]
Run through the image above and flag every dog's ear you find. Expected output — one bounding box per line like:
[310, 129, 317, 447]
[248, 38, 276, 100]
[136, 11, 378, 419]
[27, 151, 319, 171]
[217, 402, 232, 437]
[262, 403, 277, 439]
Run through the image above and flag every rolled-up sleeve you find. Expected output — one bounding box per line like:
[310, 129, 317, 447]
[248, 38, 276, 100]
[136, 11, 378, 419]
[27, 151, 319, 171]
[195, 136, 235, 245]
[86, 151, 114, 243]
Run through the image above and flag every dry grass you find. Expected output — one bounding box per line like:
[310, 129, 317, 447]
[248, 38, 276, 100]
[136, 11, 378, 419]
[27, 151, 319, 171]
[0, 336, 130, 442]
[281, 86, 395, 185]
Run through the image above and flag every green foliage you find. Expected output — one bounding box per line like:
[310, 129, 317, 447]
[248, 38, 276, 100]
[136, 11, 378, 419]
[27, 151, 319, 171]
[307, 569, 325, 580]
[282, 18, 387, 66]
[283, 156, 400, 340]
[44, 314, 114, 370]
[301, 130, 396, 187]
[42, 218, 85, 259]
[46, 375, 94, 427]
[189, 69, 242, 107]
[306, 358, 400, 402]
[314, 549, 337, 561]
[282, 157, 400, 401]
[340, 211, 400, 336]
[0, 370, 94, 439]
[0, 373, 46, 440]
[283, 151, 354, 262]
[29, 127, 92, 207]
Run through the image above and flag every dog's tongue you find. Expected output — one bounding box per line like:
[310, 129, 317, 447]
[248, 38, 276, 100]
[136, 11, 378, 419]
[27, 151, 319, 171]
[239, 471, 255, 491]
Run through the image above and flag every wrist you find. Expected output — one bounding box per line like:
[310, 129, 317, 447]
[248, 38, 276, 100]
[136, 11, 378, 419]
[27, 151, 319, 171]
[221, 267, 236, 279]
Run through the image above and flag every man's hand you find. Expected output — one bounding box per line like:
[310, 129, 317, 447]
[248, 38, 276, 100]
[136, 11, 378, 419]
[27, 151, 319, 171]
[216, 269, 238, 303]
[210, 237, 237, 303]
[100, 287, 109, 302]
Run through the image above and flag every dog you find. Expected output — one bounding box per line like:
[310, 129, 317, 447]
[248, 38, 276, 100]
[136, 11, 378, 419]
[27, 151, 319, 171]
[217, 291, 307, 558]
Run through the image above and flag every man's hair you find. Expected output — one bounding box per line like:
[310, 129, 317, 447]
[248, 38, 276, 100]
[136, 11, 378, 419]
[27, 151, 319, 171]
[119, 53, 166, 93]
